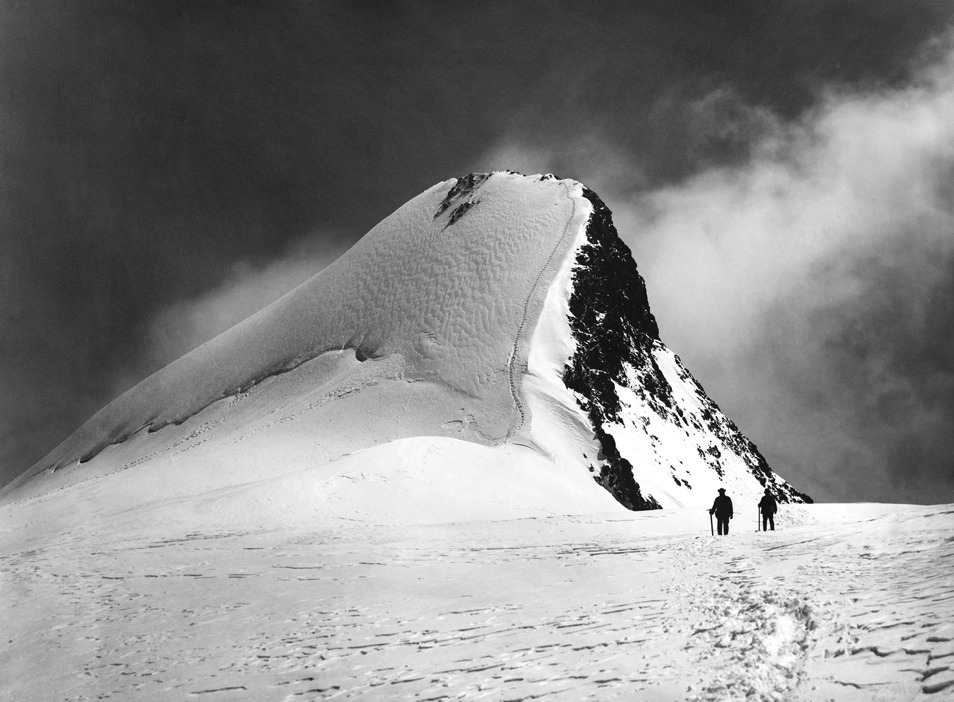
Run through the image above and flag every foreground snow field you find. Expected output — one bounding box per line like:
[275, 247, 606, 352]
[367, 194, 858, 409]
[3, 500, 952, 701]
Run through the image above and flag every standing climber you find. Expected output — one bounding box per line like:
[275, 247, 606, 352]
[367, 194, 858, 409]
[709, 488, 733, 536]
[759, 488, 778, 531]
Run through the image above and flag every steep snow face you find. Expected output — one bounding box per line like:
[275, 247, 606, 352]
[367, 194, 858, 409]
[4, 172, 594, 504]
[4, 171, 807, 515]
[559, 188, 810, 509]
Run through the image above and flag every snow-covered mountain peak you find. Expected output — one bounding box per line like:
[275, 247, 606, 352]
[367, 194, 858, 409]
[3, 172, 808, 515]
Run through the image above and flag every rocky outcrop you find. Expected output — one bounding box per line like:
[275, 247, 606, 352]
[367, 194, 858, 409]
[563, 188, 664, 510]
[564, 187, 811, 509]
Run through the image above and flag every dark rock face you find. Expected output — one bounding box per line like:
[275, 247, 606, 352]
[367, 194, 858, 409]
[563, 188, 811, 510]
[563, 188, 664, 510]
[434, 173, 490, 225]
[665, 355, 814, 505]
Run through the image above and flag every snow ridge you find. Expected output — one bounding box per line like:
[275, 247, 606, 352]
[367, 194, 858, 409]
[502, 180, 578, 442]
[4, 172, 596, 506]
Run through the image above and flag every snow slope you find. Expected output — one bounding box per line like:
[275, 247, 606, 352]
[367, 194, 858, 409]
[2, 489, 952, 700]
[2, 172, 806, 513]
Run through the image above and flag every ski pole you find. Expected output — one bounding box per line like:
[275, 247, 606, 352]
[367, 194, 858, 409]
[757, 505, 761, 532]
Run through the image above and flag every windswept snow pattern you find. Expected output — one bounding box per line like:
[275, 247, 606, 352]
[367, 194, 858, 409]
[8, 173, 585, 498]
[2, 501, 952, 701]
[563, 188, 809, 509]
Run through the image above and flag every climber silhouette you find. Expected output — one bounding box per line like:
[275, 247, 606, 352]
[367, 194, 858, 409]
[759, 488, 778, 531]
[709, 488, 733, 535]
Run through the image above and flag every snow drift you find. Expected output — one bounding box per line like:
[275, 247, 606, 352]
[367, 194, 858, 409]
[2, 172, 808, 515]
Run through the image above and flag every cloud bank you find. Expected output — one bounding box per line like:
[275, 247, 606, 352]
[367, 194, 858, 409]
[479, 38, 954, 502]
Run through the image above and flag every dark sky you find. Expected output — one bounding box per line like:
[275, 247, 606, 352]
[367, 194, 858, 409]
[3, 0, 953, 503]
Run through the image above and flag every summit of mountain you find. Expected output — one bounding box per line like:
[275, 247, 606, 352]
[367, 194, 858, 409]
[2, 172, 808, 518]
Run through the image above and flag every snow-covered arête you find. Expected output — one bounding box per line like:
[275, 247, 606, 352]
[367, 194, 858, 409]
[3, 172, 809, 514]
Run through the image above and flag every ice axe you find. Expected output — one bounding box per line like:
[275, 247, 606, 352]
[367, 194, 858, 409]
[709, 510, 714, 536]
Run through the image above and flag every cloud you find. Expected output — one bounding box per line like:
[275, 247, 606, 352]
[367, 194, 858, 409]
[114, 234, 349, 397]
[478, 37, 954, 503]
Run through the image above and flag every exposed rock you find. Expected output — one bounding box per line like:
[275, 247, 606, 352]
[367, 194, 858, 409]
[564, 186, 810, 509]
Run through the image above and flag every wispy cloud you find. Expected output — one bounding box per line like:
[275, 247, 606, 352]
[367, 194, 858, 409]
[114, 234, 349, 397]
[478, 37, 954, 502]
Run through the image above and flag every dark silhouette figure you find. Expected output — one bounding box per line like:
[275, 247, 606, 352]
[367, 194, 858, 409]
[709, 488, 733, 535]
[759, 488, 778, 531]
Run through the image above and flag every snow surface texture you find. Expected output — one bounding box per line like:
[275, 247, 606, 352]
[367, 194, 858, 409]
[2, 496, 953, 701]
[2, 172, 805, 512]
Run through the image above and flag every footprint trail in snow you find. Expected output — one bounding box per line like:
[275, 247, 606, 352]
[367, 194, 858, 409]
[2, 504, 953, 701]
